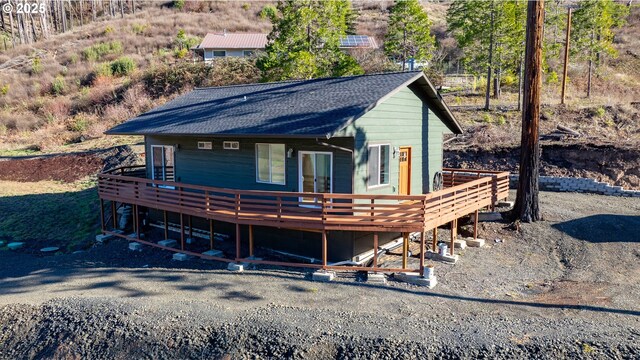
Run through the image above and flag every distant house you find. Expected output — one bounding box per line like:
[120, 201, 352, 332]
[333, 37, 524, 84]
[98, 71, 508, 273]
[192, 32, 268, 62]
[192, 32, 378, 62]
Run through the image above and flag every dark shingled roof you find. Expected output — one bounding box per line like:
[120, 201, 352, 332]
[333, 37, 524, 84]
[106, 71, 462, 138]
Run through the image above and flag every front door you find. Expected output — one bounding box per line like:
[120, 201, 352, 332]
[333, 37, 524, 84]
[398, 146, 411, 195]
[299, 151, 333, 205]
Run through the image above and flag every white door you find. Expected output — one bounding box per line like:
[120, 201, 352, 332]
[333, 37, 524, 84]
[298, 151, 333, 205]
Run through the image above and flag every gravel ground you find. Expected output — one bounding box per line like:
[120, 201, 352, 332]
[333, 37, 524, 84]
[0, 191, 639, 359]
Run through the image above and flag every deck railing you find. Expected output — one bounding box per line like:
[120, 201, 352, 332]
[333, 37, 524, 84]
[98, 166, 509, 234]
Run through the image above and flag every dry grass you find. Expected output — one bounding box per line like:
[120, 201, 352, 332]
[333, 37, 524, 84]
[0, 1, 637, 155]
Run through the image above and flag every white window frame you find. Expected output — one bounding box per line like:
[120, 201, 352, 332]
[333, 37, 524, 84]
[367, 144, 391, 189]
[243, 50, 255, 57]
[150, 145, 176, 190]
[255, 143, 286, 185]
[212, 50, 226, 57]
[298, 151, 334, 207]
[223, 141, 240, 150]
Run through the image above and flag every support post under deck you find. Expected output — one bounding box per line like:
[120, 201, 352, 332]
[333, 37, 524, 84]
[432, 227, 438, 252]
[474, 209, 479, 240]
[402, 232, 409, 270]
[180, 213, 185, 251]
[209, 219, 214, 250]
[373, 232, 379, 270]
[419, 231, 425, 277]
[235, 223, 241, 261]
[163, 210, 169, 240]
[322, 230, 328, 270]
[111, 201, 117, 230]
[99, 199, 105, 232]
[249, 224, 254, 257]
[450, 219, 457, 256]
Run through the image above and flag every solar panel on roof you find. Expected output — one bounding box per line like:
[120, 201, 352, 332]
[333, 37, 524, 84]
[340, 35, 371, 48]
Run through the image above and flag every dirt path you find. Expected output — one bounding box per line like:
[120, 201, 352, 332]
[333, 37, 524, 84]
[0, 191, 639, 359]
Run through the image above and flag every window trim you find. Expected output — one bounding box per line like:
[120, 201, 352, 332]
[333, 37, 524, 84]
[212, 50, 226, 57]
[150, 144, 176, 189]
[298, 151, 334, 207]
[243, 50, 254, 57]
[255, 143, 286, 185]
[367, 143, 391, 189]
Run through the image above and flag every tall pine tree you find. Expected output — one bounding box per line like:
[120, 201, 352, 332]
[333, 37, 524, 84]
[384, 0, 435, 71]
[257, 0, 363, 81]
[571, 0, 628, 97]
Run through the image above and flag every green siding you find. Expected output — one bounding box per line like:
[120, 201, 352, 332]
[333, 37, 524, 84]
[145, 136, 354, 194]
[335, 86, 452, 195]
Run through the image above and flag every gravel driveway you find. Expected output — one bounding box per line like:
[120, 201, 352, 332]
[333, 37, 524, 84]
[0, 191, 638, 359]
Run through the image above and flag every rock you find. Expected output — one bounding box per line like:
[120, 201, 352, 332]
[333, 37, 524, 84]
[40, 247, 60, 253]
[7, 242, 25, 250]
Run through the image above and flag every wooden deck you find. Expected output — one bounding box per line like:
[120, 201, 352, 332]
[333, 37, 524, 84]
[97, 166, 509, 274]
[98, 166, 509, 234]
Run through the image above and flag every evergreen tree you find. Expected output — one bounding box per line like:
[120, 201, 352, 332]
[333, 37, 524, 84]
[571, 0, 628, 97]
[257, 0, 363, 81]
[447, 0, 526, 109]
[384, 0, 435, 71]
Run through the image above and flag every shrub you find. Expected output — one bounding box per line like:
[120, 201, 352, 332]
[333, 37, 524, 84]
[595, 107, 606, 117]
[110, 57, 136, 76]
[174, 0, 185, 10]
[131, 23, 149, 35]
[67, 115, 90, 133]
[497, 115, 506, 125]
[31, 57, 43, 74]
[259, 5, 277, 20]
[0, 84, 8, 96]
[51, 76, 66, 95]
[0, 123, 6, 136]
[501, 73, 517, 87]
[94, 63, 113, 77]
[175, 30, 201, 50]
[174, 48, 189, 59]
[546, 70, 559, 85]
[82, 41, 123, 62]
[241, 3, 250, 10]
[104, 26, 114, 35]
[481, 112, 494, 124]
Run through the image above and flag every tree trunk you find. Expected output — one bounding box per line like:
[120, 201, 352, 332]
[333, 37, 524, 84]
[80, 0, 84, 25]
[402, 27, 407, 71]
[512, 0, 544, 223]
[120, 0, 124, 17]
[587, 58, 592, 98]
[517, 55, 523, 111]
[92, 0, 97, 20]
[8, 4, 15, 47]
[484, 1, 495, 110]
[131, 0, 135, 14]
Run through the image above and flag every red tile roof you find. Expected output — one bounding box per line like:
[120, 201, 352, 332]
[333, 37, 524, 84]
[198, 33, 268, 49]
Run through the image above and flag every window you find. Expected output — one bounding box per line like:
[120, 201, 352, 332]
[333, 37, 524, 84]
[368, 144, 390, 187]
[197, 141, 212, 150]
[243, 50, 254, 57]
[256, 143, 285, 185]
[223, 141, 240, 150]
[212, 50, 226, 57]
[151, 145, 175, 183]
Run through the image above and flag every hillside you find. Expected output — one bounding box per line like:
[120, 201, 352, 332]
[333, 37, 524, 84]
[0, 1, 638, 155]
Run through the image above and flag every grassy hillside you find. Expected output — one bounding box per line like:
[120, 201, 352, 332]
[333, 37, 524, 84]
[0, 1, 638, 155]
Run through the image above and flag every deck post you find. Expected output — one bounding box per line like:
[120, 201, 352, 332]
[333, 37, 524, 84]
[248, 224, 254, 257]
[235, 223, 241, 261]
[163, 210, 169, 240]
[419, 231, 425, 277]
[111, 201, 117, 230]
[99, 199, 105, 232]
[180, 213, 185, 251]
[373, 232, 379, 271]
[188, 215, 193, 240]
[402, 232, 408, 270]
[322, 230, 328, 270]
[450, 219, 457, 256]
[432, 227, 438, 252]
[209, 219, 214, 250]
[134, 204, 140, 239]
[474, 209, 479, 240]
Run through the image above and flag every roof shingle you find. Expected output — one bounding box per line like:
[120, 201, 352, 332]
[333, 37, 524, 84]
[106, 71, 461, 137]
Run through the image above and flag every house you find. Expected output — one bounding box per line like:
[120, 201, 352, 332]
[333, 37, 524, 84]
[98, 71, 508, 273]
[192, 32, 378, 62]
[192, 32, 268, 62]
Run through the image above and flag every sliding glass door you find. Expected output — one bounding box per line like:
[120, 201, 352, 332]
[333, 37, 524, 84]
[298, 151, 333, 205]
